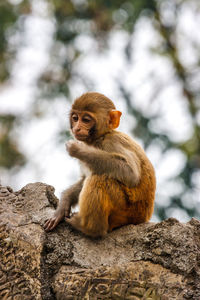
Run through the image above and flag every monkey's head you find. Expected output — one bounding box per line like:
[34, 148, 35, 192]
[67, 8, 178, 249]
[70, 92, 122, 143]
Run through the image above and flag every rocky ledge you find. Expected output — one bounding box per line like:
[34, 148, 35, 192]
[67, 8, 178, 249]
[0, 182, 200, 299]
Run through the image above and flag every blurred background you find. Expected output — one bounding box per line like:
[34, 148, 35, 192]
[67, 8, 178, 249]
[0, 0, 200, 222]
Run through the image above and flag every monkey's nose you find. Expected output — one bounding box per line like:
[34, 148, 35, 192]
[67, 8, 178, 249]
[75, 128, 81, 133]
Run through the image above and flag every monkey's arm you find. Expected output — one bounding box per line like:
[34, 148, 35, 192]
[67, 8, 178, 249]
[44, 178, 84, 231]
[67, 141, 141, 188]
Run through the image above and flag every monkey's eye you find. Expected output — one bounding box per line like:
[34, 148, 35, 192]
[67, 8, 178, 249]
[72, 114, 78, 122]
[82, 115, 92, 123]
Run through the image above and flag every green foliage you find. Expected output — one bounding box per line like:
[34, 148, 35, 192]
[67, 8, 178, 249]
[0, 0, 31, 169]
[0, 0, 30, 81]
[39, 0, 157, 99]
[0, 115, 26, 168]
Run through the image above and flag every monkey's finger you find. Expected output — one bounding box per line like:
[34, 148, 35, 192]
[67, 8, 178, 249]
[44, 217, 54, 227]
[44, 218, 57, 231]
[44, 219, 51, 230]
[45, 220, 55, 231]
[44, 220, 52, 231]
[65, 140, 74, 150]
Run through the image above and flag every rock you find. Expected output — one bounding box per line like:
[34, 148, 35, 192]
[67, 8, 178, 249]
[0, 182, 200, 299]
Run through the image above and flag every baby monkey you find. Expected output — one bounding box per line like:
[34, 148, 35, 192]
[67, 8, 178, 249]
[44, 92, 156, 237]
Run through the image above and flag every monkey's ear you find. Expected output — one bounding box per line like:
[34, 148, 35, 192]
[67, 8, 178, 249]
[109, 110, 122, 129]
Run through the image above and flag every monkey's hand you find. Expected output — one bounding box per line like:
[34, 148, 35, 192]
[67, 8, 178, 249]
[44, 206, 71, 232]
[66, 140, 83, 158]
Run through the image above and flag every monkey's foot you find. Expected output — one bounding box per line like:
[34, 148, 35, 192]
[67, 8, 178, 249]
[65, 214, 82, 231]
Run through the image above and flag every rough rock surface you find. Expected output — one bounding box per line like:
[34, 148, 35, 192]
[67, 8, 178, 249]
[0, 182, 200, 299]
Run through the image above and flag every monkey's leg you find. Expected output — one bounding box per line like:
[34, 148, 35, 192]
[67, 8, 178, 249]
[108, 210, 133, 232]
[108, 185, 155, 230]
[65, 213, 83, 232]
[66, 175, 117, 237]
[65, 210, 108, 238]
[44, 179, 84, 232]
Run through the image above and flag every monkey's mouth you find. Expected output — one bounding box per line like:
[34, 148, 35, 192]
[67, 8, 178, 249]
[75, 134, 88, 141]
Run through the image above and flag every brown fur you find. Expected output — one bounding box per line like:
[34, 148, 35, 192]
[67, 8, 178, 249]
[44, 92, 156, 237]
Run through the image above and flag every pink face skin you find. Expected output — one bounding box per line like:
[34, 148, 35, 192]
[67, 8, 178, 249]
[71, 112, 96, 141]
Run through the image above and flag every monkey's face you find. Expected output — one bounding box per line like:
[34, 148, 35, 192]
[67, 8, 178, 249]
[70, 93, 122, 142]
[70, 111, 96, 142]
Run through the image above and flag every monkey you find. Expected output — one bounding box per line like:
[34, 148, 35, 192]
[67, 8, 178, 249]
[44, 92, 156, 237]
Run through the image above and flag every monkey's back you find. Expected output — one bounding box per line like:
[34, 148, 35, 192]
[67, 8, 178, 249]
[104, 131, 156, 223]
